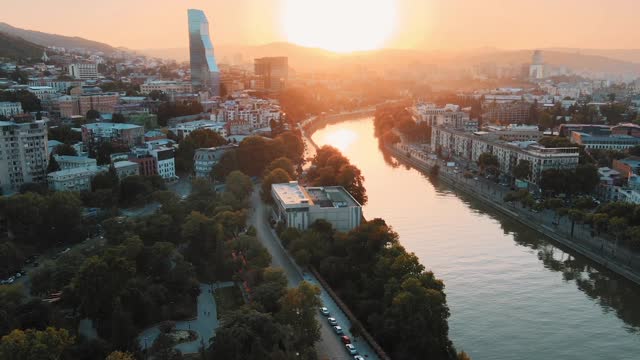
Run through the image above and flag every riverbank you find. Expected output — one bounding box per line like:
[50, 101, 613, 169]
[385, 142, 640, 286]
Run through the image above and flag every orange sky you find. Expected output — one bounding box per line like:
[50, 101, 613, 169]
[2, 0, 639, 51]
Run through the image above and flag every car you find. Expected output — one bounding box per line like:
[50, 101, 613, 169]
[327, 317, 337, 326]
[340, 335, 351, 344]
[319, 307, 330, 316]
[345, 344, 358, 355]
[354, 356, 365, 360]
[333, 325, 343, 335]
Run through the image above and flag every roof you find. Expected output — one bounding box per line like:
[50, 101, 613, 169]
[113, 161, 138, 168]
[272, 182, 313, 208]
[84, 122, 142, 130]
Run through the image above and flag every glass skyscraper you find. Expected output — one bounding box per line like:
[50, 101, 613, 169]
[188, 9, 220, 96]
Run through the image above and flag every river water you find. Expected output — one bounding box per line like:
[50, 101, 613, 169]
[311, 118, 640, 360]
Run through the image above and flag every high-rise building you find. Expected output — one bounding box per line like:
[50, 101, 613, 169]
[254, 57, 289, 92]
[0, 120, 48, 193]
[188, 9, 220, 96]
[529, 50, 544, 80]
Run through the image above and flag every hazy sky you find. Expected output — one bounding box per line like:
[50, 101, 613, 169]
[2, 0, 639, 51]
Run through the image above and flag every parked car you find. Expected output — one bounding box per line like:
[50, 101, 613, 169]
[354, 356, 365, 360]
[333, 325, 343, 335]
[327, 317, 337, 326]
[319, 307, 330, 316]
[340, 335, 351, 344]
[345, 344, 358, 355]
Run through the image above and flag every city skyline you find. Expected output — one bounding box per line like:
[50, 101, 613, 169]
[2, 0, 640, 52]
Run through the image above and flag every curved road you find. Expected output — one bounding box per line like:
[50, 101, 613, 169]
[249, 189, 379, 360]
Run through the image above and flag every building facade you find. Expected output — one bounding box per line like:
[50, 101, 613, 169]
[570, 131, 640, 151]
[432, 126, 579, 184]
[68, 63, 98, 80]
[58, 93, 120, 118]
[188, 9, 220, 96]
[193, 144, 237, 178]
[81, 123, 144, 151]
[0, 102, 23, 118]
[254, 57, 288, 92]
[271, 182, 362, 232]
[140, 81, 193, 95]
[0, 121, 48, 193]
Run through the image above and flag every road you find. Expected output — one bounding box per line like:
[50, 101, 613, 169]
[138, 282, 235, 354]
[249, 189, 379, 360]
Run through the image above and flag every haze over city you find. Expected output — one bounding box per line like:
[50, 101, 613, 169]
[3, 0, 640, 51]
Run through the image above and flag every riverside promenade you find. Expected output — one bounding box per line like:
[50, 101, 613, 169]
[387, 141, 640, 286]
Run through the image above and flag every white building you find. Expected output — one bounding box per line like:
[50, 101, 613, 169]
[0, 102, 23, 118]
[113, 160, 140, 179]
[68, 63, 98, 80]
[149, 147, 176, 180]
[271, 182, 362, 232]
[0, 121, 48, 193]
[54, 155, 97, 170]
[570, 132, 640, 151]
[432, 125, 579, 184]
[411, 103, 477, 131]
[168, 120, 228, 139]
[47, 166, 102, 192]
[140, 81, 193, 94]
[27, 86, 57, 101]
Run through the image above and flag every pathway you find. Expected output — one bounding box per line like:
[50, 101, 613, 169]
[138, 282, 235, 354]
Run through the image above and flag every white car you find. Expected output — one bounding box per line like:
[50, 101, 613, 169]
[319, 307, 330, 316]
[353, 356, 365, 360]
[327, 317, 337, 326]
[333, 325, 343, 335]
[345, 344, 358, 355]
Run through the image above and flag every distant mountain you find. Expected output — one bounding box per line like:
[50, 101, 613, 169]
[0, 22, 116, 53]
[140, 42, 640, 77]
[0, 31, 44, 60]
[545, 48, 640, 64]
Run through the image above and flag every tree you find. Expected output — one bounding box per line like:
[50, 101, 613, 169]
[252, 268, 288, 313]
[513, 160, 531, 181]
[224, 170, 253, 200]
[477, 152, 499, 174]
[46, 153, 60, 173]
[209, 308, 287, 360]
[106, 351, 136, 360]
[265, 157, 296, 179]
[261, 168, 292, 202]
[54, 143, 78, 156]
[86, 109, 100, 121]
[0, 327, 74, 360]
[176, 129, 227, 173]
[276, 281, 322, 352]
[306, 146, 368, 205]
[574, 164, 599, 194]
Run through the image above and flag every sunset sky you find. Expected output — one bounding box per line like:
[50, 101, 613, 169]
[2, 0, 640, 52]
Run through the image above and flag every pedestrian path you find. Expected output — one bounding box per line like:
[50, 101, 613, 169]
[137, 282, 235, 354]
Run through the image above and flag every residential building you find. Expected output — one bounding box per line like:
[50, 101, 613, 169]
[54, 155, 97, 170]
[68, 63, 98, 80]
[58, 93, 120, 118]
[483, 101, 531, 124]
[168, 120, 227, 139]
[140, 81, 193, 94]
[570, 131, 640, 151]
[27, 86, 57, 101]
[0, 121, 48, 193]
[113, 160, 140, 179]
[47, 166, 102, 192]
[188, 9, 220, 96]
[529, 50, 545, 80]
[613, 157, 640, 180]
[412, 103, 476, 131]
[81, 122, 144, 151]
[271, 182, 362, 232]
[254, 57, 288, 92]
[484, 124, 543, 141]
[149, 147, 176, 180]
[193, 144, 237, 178]
[432, 125, 579, 184]
[129, 154, 157, 176]
[0, 102, 23, 118]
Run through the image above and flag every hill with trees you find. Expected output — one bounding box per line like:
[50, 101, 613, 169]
[0, 22, 117, 54]
[0, 31, 44, 60]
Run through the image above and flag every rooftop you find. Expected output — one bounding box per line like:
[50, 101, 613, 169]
[272, 182, 361, 209]
[84, 122, 142, 130]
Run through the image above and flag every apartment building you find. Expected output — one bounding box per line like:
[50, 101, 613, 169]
[0, 121, 48, 193]
[81, 122, 144, 151]
[140, 81, 193, 94]
[58, 93, 120, 118]
[193, 144, 237, 178]
[68, 63, 98, 80]
[0, 102, 23, 118]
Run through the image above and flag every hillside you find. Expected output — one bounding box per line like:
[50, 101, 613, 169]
[0, 22, 116, 53]
[0, 31, 44, 60]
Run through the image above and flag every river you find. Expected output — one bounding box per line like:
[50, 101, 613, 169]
[310, 117, 640, 360]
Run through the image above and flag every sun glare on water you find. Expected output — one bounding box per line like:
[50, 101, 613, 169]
[320, 129, 358, 153]
[282, 0, 396, 53]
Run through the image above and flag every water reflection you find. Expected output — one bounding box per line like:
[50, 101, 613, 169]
[312, 118, 640, 359]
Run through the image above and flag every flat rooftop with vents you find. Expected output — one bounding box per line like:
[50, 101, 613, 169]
[271, 182, 362, 231]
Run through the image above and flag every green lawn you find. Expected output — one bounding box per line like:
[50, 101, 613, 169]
[214, 285, 244, 319]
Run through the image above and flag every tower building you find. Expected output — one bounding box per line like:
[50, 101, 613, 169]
[188, 9, 220, 96]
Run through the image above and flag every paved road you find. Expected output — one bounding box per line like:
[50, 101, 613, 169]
[249, 189, 379, 360]
[138, 282, 234, 354]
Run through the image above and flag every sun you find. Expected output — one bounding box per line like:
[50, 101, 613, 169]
[282, 0, 396, 53]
